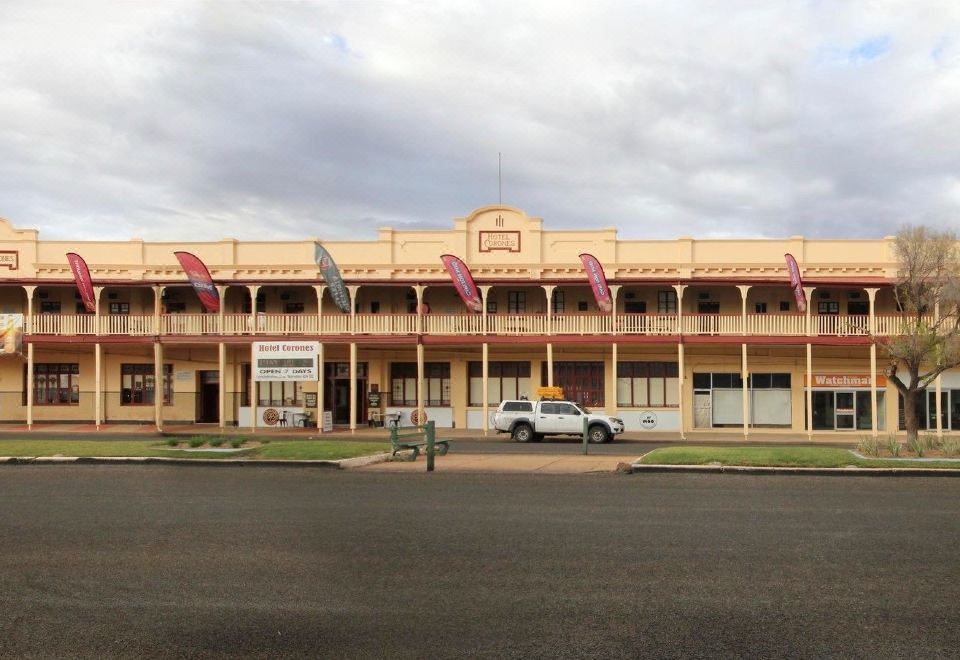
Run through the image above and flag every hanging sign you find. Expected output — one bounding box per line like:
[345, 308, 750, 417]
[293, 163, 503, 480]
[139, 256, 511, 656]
[579, 253, 613, 312]
[784, 253, 807, 313]
[440, 254, 483, 312]
[315, 244, 351, 314]
[174, 251, 220, 313]
[66, 253, 97, 313]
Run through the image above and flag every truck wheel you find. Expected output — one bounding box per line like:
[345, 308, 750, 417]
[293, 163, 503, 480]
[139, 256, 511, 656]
[512, 424, 533, 443]
[588, 425, 610, 444]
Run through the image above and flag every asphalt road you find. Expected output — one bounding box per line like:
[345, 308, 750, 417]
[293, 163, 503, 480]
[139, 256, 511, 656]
[2, 467, 959, 659]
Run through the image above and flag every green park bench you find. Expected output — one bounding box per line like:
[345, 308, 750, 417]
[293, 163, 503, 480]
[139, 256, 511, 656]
[390, 421, 449, 465]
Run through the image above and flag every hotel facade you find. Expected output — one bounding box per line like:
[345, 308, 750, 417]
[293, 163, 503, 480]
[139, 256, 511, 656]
[0, 206, 955, 437]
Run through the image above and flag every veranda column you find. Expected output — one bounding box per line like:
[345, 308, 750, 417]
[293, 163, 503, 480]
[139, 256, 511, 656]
[218, 342, 226, 429]
[313, 285, 326, 334]
[479, 285, 492, 336]
[806, 343, 813, 440]
[26, 342, 33, 430]
[870, 344, 878, 438]
[154, 341, 163, 431]
[22, 285, 35, 334]
[348, 285, 360, 335]
[482, 342, 489, 436]
[153, 285, 165, 335]
[737, 285, 751, 335]
[741, 343, 749, 438]
[672, 284, 686, 335]
[610, 342, 618, 416]
[349, 341, 358, 432]
[867, 287, 879, 438]
[93, 286, 103, 336]
[317, 342, 325, 431]
[542, 285, 555, 336]
[609, 285, 621, 336]
[415, 342, 424, 425]
[216, 285, 227, 335]
[804, 287, 816, 336]
[246, 285, 260, 335]
[251, 342, 257, 430]
[546, 343, 554, 388]
[678, 342, 686, 440]
[95, 343, 102, 429]
[414, 285, 425, 335]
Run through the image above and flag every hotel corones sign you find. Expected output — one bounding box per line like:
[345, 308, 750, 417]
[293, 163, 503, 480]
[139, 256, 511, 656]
[479, 231, 520, 252]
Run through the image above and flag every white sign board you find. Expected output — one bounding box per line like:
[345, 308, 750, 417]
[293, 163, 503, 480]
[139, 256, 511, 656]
[322, 411, 333, 432]
[253, 341, 320, 381]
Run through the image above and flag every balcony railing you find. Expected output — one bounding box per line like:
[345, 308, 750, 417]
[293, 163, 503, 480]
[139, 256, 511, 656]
[23, 312, 928, 339]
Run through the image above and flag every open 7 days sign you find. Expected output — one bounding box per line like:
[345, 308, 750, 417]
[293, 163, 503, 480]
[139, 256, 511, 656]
[253, 341, 320, 381]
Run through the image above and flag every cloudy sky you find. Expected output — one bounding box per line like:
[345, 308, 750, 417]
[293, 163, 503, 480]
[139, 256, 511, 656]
[1, 1, 959, 242]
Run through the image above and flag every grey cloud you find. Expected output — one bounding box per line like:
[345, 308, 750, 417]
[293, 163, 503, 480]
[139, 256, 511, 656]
[1, 1, 959, 244]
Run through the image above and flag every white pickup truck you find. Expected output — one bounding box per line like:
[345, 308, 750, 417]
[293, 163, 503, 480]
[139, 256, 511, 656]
[492, 399, 625, 443]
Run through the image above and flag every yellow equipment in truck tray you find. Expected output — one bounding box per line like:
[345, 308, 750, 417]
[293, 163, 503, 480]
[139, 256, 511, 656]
[536, 386, 564, 400]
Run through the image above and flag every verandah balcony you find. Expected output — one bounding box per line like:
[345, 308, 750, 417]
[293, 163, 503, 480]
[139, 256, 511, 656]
[24, 312, 922, 338]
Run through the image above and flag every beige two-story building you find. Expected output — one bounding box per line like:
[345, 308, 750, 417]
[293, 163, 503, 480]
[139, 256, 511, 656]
[0, 205, 954, 437]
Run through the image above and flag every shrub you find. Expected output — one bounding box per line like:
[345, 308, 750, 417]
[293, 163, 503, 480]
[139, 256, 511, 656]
[883, 433, 901, 458]
[908, 435, 925, 458]
[209, 438, 224, 448]
[941, 436, 960, 457]
[231, 439, 244, 449]
[856, 435, 881, 458]
[188, 437, 205, 448]
[165, 438, 178, 447]
[260, 438, 270, 444]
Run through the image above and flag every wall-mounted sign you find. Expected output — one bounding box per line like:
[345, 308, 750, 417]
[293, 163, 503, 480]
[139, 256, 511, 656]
[0, 314, 23, 355]
[305, 392, 317, 408]
[639, 412, 658, 430]
[367, 391, 382, 409]
[479, 231, 521, 253]
[0, 251, 18, 270]
[253, 341, 320, 381]
[807, 374, 887, 388]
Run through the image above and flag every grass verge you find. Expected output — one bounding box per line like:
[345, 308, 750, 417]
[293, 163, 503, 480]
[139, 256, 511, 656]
[638, 446, 960, 470]
[0, 439, 389, 461]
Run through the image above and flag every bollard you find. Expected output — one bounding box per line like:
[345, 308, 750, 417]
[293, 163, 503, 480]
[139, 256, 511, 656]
[582, 416, 589, 455]
[426, 420, 436, 472]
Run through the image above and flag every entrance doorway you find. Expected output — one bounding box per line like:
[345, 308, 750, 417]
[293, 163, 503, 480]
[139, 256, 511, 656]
[324, 362, 368, 425]
[197, 371, 219, 423]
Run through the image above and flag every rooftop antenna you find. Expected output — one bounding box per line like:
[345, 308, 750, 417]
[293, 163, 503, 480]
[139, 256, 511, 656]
[498, 152, 502, 206]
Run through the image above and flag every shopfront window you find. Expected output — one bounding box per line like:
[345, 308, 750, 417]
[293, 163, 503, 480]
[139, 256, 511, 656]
[31, 363, 79, 405]
[121, 364, 173, 405]
[468, 361, 531, 405]
[616, 362, 678, 407]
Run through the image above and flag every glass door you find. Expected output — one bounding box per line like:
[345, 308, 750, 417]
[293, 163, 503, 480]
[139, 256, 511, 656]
[835, 391, 855, 430]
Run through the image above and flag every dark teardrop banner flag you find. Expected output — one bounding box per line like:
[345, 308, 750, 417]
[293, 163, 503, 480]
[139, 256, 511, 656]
[66, 253, 97, 313]
[784, 253, 807, 313]
[174, 251, 220, 314]
[579, 253, 613, 313]
[315, 244, 351, 314]
[441, 254, 483, 313]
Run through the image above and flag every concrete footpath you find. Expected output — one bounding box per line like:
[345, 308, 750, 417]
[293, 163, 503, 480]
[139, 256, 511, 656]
[358, 453, 639, 474]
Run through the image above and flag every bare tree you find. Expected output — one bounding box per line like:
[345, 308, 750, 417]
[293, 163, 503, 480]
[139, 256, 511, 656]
[883, 226, 960, 443]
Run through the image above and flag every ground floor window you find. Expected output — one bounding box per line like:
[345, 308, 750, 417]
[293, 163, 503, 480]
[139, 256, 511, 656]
[898, 390, 960, 431]
[616, 362, 678, 407]
[693, 372, 792, 428]
[30, 363, 79, 405]
[543, 361, 604, 407]
[121, 363, 173, 405]
[390, 362, 450, 406]
[239, 364, 307, 406]
[812, 390, 886, 431]
[468, 361, 532, 405]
